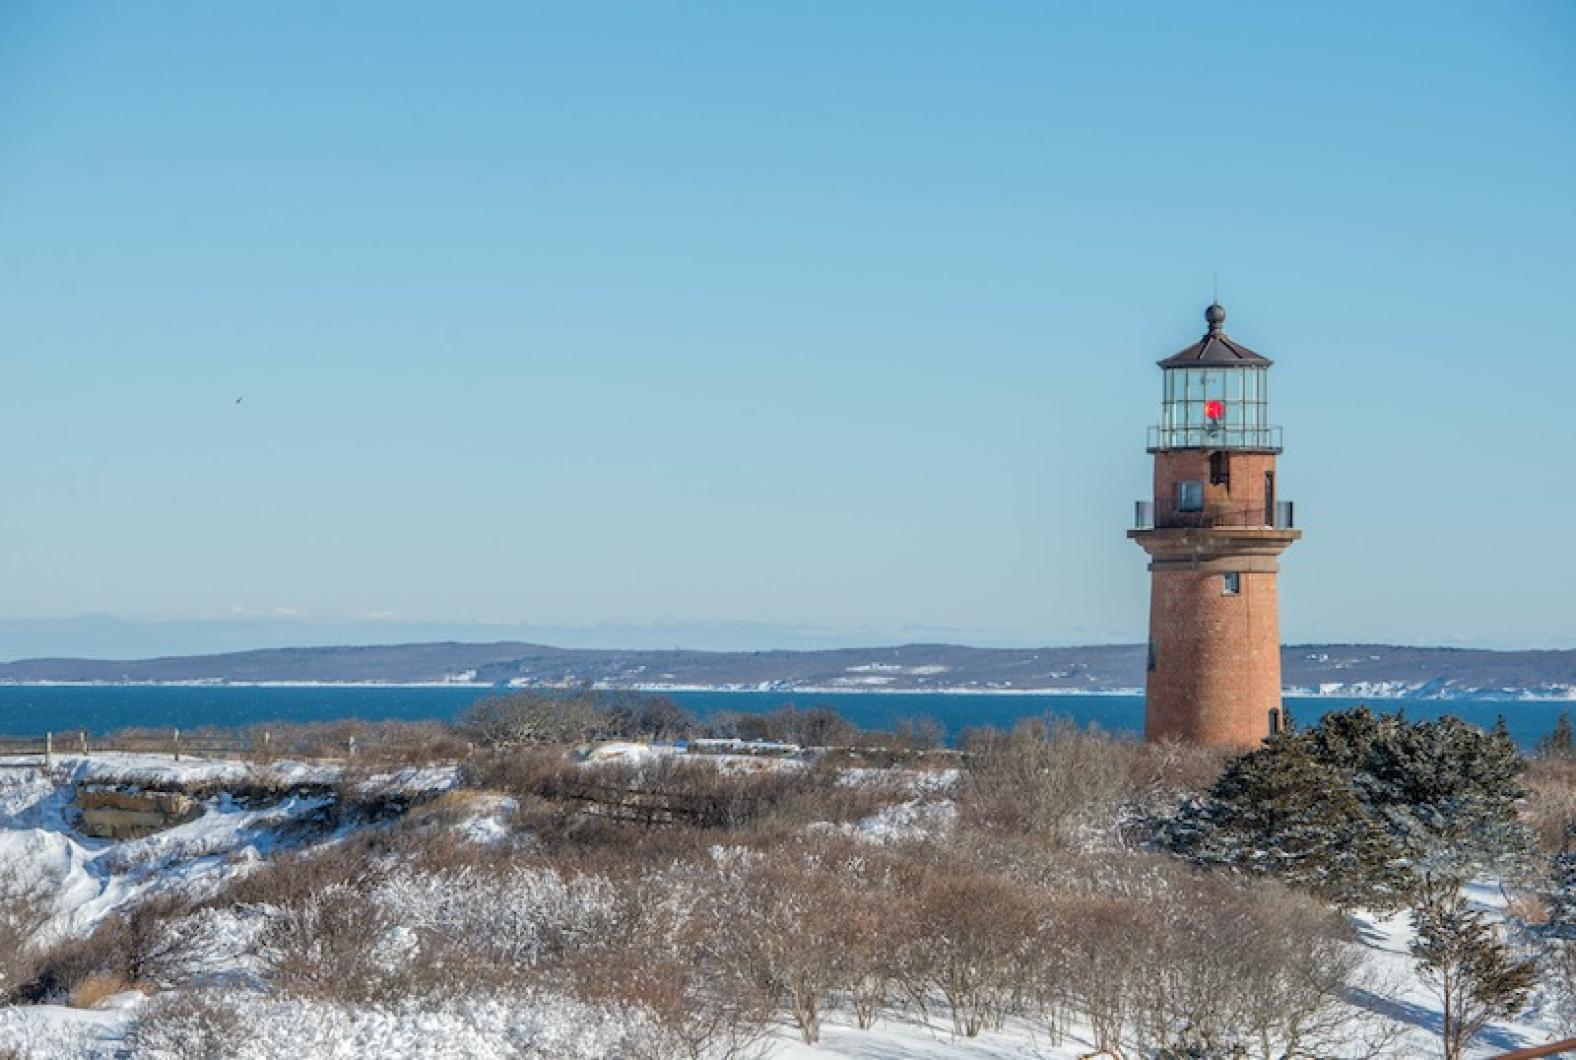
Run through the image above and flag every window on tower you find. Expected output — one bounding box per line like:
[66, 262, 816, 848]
[1209, 451, 1230, 487]
[1176, 480, 1204, 512]
[1222, 571, 1241, 595]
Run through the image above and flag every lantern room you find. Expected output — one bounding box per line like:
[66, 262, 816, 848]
[1148, 303, 1281, 452]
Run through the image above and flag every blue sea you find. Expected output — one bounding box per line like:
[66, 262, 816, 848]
[0, 685, 1571, 751]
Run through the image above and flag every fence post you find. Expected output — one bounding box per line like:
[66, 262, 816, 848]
[44, 732, 53, 770]
[263, 731, 272, 761]
[347, 735, 357, 759]
[173, 728, 181, 762]
[79, 731, 89, 756]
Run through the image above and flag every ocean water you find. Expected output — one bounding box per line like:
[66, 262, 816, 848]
[0, 685, 1570, 751]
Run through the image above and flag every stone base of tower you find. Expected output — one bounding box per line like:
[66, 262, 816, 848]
[1129, 527, 1300, 750]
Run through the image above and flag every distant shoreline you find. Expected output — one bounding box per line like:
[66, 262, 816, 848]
[0, 680, 1572, 702]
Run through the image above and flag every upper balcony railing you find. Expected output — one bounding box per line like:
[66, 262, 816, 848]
[1147, 424, 1283, 452]
[1135, 499, 1296, 531]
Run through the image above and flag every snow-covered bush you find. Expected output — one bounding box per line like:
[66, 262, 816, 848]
[543, 847, 774, 1059]
[374, 864, 620, 967]
[261, 883, 407, 1004]
[127, 988, 659, 1060]
[141, 905, 274, 989]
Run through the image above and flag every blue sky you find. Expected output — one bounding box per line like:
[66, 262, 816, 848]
[0, 2, 1572, 657]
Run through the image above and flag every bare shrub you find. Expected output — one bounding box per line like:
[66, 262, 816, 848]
[462, 745, 581, 796]
[464, 689, 697, 748]
[569, 852, 776, 1060]
[1135, 871, 1370, 1058]
[958, 718, 1139, 848]
[212, 838, 383, 910]
[261, 882, 407, 1005]
[712, 840, 867, 1044]
[602, 695, 697, 741]
[570, 949, 773, 1060]
[0, 865, 51, 1001]
[1524, 755, 1576, 853]
[374, 863, 621, 970]
[705, 705, 852, 747]
[837, 852, 913, 1031]
[900, 864, 1044, 1037]
[1043, 855, 1383, 1059]
[67, 972, 142, 1009]
[24, 894, 190, 1004]
[124, 988, 243, 1059]
[1060, 892, 1148, 1054]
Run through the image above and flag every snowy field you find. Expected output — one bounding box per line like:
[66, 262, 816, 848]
[0, 752, 1570, 1058]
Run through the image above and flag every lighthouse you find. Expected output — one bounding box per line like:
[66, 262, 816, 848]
[1129, 303, 1299, 748]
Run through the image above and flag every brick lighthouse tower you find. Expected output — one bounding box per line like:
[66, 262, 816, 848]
[1129, 303, 1299, 748]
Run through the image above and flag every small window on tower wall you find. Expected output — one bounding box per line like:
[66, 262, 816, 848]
[1210, 451, 1230, 487]
[1176, 480, 1204, 512]
[1222, 571, 1241, 595]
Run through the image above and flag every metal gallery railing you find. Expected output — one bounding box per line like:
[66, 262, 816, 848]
[1135, 499, 1295, 531]
[1147, 424, 1283, 452]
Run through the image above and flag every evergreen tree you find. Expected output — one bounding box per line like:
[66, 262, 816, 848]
[1410, 884, 1537, 1060]
[1164, 735, 1409, 910]
[1160, 708, 1531, 909]
[1538, 712, 1575, 759]
[1548, 842, 1576, 939]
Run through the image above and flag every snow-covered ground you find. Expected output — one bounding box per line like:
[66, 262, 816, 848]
[2, 754, 1573, 1058]
[0, 760, 333, 942]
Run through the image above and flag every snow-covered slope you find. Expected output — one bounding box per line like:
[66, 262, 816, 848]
[2, 755, 1573, 1059]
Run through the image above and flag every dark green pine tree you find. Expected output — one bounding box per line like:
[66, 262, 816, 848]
[1161, 707, 1531, 908]
[1168, 735, 1410, 910]
[1538, 711, 1575, 759]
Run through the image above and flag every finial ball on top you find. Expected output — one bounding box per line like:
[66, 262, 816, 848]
[1205, 302, 1227, 329]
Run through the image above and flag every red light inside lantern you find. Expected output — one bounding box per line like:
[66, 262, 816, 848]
[1204, 399, 1225, 421]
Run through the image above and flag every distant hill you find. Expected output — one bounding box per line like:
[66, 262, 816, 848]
[0, 641, 1572, 700]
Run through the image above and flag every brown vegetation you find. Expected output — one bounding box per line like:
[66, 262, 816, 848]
[5, 701, 1450, 1056]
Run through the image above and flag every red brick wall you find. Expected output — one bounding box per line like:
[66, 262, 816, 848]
[1153, 450, 1278, 515]
[1145, 567, 1284, 748]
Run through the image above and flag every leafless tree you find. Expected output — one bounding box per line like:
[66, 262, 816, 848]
[462, 692, 612, 748]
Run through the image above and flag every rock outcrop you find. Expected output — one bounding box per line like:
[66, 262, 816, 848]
[76, 787, 204, 839]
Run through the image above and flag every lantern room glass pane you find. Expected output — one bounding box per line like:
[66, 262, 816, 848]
[1155, 366, 1274, 449]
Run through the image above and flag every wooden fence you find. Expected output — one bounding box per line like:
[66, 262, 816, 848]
[0, 729, 367, 768]
[1493, 1041, 1576, 1059]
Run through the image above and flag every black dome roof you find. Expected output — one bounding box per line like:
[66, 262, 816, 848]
[1158, 303, 1273, 368]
